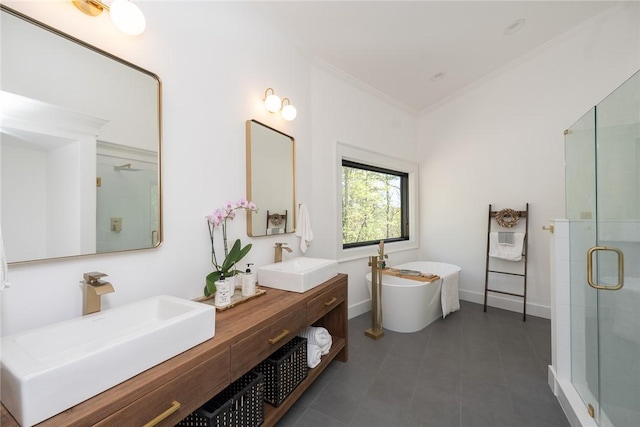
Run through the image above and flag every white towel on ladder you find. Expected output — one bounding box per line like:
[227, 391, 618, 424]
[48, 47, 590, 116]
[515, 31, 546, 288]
[489, 232, 525, 261]
[295, 203, 314, 253]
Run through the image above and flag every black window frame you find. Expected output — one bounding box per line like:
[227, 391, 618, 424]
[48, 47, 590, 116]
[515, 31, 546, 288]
[341, 159, 409, 249]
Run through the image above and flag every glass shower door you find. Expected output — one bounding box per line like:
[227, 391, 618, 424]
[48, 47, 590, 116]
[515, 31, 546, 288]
[566, 106, 599, 422]
[566, 69, 640, 427]
[592, 70, 640, 427]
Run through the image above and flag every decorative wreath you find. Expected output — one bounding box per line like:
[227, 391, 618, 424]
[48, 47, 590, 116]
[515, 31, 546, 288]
[269, 213, 284, 226]
[495, 208, 520, 228]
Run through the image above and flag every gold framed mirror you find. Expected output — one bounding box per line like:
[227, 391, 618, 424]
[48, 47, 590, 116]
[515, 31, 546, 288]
[0, 5, 162, 263]
[246, 120, 295, 237]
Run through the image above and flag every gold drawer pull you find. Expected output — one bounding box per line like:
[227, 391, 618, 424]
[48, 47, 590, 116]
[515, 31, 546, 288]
[143, 400, 181, 427]
[324, 297, 338, 307]
[268, 329, 290, 344]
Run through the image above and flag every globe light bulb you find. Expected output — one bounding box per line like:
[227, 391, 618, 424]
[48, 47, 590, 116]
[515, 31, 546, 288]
[264, 93, 282, 113]
[110, 0, 146, 36]
[281, 103, 297, 121]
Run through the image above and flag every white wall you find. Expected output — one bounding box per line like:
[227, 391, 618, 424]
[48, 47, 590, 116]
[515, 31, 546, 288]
[3, 0, 638, 337]
[416, 3, 640, 318]
[308, 65, 419, 317]
[1, 0, 417, 336]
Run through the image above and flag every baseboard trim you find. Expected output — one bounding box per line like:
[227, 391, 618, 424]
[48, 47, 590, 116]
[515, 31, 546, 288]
[348, 300, 371, 320]
[458, 289, 551, 319]
[349, 292, 550, 320]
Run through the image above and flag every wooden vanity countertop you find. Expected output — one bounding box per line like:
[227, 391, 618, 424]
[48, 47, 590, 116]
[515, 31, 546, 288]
[1, 273, 348, 427]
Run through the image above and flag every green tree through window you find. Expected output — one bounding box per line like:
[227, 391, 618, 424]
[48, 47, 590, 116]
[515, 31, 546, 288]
[342, 160, 409, 248]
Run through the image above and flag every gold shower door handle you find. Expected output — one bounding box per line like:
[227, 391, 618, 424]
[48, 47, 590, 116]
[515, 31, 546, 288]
[587, 246, 624, 291]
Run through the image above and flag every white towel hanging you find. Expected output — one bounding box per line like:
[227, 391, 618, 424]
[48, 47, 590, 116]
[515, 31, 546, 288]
[489, 232, 525, 261]
[441, 275, 460, 318]
[295, 203, 314, 253]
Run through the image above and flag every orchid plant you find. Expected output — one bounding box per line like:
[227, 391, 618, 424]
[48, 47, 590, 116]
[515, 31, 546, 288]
[205, 198, 258, 297]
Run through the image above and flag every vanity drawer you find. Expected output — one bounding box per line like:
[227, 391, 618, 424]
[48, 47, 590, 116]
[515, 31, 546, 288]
[94, 349, 230, 427]
[307, 284, 345, 324]
[230, 305, 306, 380]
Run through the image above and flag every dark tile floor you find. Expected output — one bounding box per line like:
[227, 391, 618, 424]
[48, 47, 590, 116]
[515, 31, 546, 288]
[276, 301, 570, 427]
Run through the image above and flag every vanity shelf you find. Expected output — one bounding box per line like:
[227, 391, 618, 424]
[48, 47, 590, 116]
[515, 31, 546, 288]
[1, 274, 348, 427]
[263, 337, 345, 425]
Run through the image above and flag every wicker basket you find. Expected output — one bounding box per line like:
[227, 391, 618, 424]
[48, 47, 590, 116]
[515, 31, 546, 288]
[177, 370, 264, 427]
[253, 336, 308, 407]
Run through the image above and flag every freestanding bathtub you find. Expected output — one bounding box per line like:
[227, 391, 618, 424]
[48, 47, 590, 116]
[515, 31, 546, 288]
[366, 261, 462, 333]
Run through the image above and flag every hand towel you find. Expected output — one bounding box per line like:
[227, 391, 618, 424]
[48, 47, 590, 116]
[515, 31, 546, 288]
[295, 203, 314, 253]
[307, 343, 323, 368]
[498, 231, 514, 245]
[441, 275, 460, 319]
[489, 232, 525, 261]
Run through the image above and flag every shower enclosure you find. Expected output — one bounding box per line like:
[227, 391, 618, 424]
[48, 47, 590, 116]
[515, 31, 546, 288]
[564, 69, 640, 427]
[96, 150, 159, 253]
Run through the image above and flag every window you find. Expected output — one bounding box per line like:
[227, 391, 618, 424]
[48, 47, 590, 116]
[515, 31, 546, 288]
[341, 160, 409, 248]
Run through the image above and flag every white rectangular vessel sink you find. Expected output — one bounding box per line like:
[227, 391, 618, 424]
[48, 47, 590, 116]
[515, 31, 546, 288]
[1, 295, 215, 426]
[258, 257, 338, 293]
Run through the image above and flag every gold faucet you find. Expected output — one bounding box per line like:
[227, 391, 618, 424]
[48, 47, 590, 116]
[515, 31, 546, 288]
[82, 271, 115, 315]
[274, 243, 293, 263]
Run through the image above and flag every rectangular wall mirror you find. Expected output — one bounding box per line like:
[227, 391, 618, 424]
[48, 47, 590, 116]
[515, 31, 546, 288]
[0, 6, 162, 264]
[246, 120, 295, 237]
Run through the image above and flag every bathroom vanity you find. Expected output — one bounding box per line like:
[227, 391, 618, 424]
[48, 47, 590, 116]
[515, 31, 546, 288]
[0, 274, 348, 426]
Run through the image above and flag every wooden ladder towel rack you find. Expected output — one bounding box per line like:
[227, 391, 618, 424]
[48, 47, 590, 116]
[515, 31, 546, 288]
[483, 203, 529, 321]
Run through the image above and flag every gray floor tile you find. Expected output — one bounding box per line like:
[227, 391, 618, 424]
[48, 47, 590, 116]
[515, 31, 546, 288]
[365, 373, 416, 410]
[293, 372, 329, 408]
[407, 384, 461, 427]
[309, 363, 372, 424]
[310, 380, 364, 424]
[461, 357, 506, 387]
[292, 408, 348, 427]
[350, 395, 408, 427]
[419, 356, 461, 397]
[275, 403, 306, 427]
[460, 401, 518, 427]
[378, 353, 423, 385]
[276, 301, 569, 427]
[510, 383, 570, 427]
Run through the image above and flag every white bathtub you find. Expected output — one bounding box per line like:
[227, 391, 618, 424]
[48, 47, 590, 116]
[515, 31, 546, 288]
[366, 261, 461, 333]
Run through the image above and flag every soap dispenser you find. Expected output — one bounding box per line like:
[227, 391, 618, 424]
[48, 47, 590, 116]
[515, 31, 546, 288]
[214, 273, 232, 307]
[242, 263, 256, 297]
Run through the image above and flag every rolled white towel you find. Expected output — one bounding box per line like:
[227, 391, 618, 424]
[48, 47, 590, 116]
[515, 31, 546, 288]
[298, 326, 331, 348]
[320, 334, 332, 355]
[307, 343, 322, 368]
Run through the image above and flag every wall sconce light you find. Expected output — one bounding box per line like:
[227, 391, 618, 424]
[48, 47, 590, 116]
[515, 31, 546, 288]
[263, 88, 282, 113]
[263, 88, 297, 121]
[72, 0, 146, 36]
[281, 98, 297, 121]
